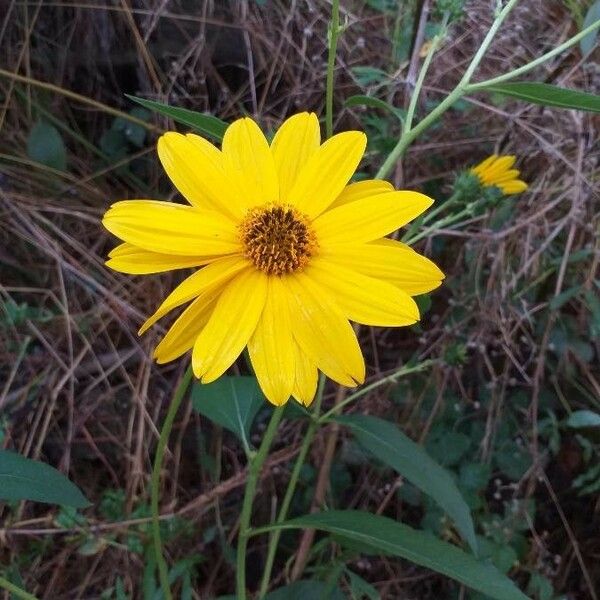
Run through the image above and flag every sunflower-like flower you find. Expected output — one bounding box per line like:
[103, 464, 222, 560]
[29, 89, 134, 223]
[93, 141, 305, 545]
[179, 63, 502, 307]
[102, 113, 444, 406]
[470, 154, 528, 195]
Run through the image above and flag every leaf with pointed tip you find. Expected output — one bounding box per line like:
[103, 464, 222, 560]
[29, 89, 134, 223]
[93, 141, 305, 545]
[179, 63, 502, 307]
[477, 82, 600, 113]
[334, 414, 477, 554]
[0, 450, 90, 507]
[126, 95, 228, 140]
[261, 511, 529, 600]
[191, 377, 265, 450]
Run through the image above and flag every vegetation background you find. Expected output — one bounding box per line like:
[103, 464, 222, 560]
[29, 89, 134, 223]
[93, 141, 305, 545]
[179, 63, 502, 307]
[1, 0, 599, 598]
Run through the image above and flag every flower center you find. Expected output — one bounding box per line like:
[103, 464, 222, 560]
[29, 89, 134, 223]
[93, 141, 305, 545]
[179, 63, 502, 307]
[240, 204, 317, 276]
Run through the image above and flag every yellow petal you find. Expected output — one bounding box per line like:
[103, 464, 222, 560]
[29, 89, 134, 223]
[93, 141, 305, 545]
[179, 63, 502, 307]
[483, 155, 516, 179]
[314, 191, 433, 246]
[157, 132, 242, 219]
[222, 117, 278, 210]
[328, 179, 395, 210]
[139, 256, 248, 334]
[292, 343, 318, 406]
[248, 277, 294, 406]
[324, 240, 445, 295]
[498, 180, 528, 194]
[153, 291, 219, 363]
[106, 243, 215, 274]
[284, 272, 364, 387]
[103, 200, 241, 256]
[489, 169, 521, 184]
[193, 268, 268, 382]
[271, 112, 321, 202]
[306, 258, 419, 326]
[471, 154, 497, 175]
[286, 131, 367, 217]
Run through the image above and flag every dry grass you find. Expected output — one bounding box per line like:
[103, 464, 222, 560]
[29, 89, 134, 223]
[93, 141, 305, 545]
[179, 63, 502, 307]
[1, 0, 599, 598]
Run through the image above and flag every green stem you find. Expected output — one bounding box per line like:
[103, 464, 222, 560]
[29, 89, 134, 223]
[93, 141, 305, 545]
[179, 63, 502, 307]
[468, 17, 600, 90]
[325, 0, 340, 138]
[401, 189, 463, 243]
[257, 376, 327, 598]
[376, 0, 521, 181]
[375, 88, 464, 180]
[457, 0, 521, 87]
[318, 361, 435, 423]
[404, 11, 450, 133]
[151, 365, 193, 600]
[0, 577, 39, 600]
[236, 406, 286, 600]
[404, 204, 474, 245]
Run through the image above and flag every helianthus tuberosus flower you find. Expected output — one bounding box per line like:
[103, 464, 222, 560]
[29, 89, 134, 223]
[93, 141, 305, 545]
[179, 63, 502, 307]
[102, 113, 444, 406]
[471, 154, 528, 195]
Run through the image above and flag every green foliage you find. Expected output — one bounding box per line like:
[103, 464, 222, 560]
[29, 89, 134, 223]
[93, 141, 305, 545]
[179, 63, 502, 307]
[269, 511, 528, 600]
[126, 95, 228, 141]
[191, 376, 265, 453]
[344, 95, 404, 121]
[478, 82, 600, 112]
[433, 0, 466, 21]
[0, 450, 89, 507]
[580, 1, 600, 55]
[334, 414, 478, 554]
[26, 121, 67, 171]
[265, 580, 345, 599]
[100, 107, 151, 160]
[0, 299, 53, 328]
[565, 410, 600, 429]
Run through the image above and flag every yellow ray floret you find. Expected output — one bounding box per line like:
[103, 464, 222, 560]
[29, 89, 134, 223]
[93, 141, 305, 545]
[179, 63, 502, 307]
[102, 112, 445, 406]
[471, 154, 528, 195]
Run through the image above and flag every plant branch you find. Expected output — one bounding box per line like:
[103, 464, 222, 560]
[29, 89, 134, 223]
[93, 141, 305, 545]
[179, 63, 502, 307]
[236, 406, 285, 600]
[0, 577, 39, 600]
[258, 375, 327, 598]
[151, 365, 193, 600]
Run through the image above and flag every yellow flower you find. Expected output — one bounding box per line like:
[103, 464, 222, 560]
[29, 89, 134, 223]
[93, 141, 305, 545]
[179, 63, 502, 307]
[471, 154, 528, 195]
[102, 113, 444, 406]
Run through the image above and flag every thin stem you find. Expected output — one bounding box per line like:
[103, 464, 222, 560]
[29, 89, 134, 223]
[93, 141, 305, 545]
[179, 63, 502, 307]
[258, 375, 327, 598]
[375, 88, 463, 180]
[236, 406, 286, 600]
[0, 577, 39, 600]
[468, 17, 600, 90]
[457, 0, 521, 86]
[325, 0, 340, 138]
[404, 11, 450, 133]
[151, 365, 193, 600]
[404, 205, 474, 245]
[376, 0, 521, 181]
[401, 189, 463, 243]
[318, 361, 435, 423]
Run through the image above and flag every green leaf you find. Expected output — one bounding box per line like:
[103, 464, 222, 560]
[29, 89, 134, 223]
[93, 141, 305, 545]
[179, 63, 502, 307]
[126, 95, 228, 141]
[477, 82, 600, 113]
[265, 511, 529, 600]
[334, 415, 477, 554]
[549, 285, 582, 310]
[0, 450, 90, 507]
[266, 581, 345, 600]
[350, 66, 389, 86]
[344, 95, 404, 121]
[580, 2, 600, 56]
[346, 569, 380, 599]
[191, 376, 265, 450]
[26, 121, 67, 171]
[565, 410, 600, 429]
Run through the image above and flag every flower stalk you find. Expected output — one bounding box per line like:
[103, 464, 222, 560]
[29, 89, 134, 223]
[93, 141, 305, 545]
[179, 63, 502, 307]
[236, 406, 286, 600]
[151, 365, 193, 600]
